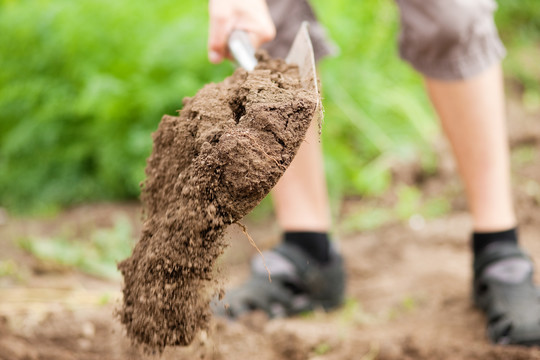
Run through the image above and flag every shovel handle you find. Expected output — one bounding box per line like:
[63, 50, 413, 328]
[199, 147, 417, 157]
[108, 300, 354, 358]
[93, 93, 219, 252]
[228, 30, 258, 71]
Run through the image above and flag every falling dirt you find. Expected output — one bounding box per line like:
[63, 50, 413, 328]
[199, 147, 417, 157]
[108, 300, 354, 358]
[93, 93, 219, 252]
[116, 53, 317, 352]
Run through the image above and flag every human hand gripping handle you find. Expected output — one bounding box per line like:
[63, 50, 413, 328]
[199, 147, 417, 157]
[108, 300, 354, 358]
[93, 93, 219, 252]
[208, 0, 276, 65]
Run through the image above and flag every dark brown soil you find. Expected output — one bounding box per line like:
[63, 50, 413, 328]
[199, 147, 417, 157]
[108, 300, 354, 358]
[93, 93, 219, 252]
[117, 53, 317, 352]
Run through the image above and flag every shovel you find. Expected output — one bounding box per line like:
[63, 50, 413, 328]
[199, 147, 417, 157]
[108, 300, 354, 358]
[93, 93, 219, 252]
[228, 21, 321, 116]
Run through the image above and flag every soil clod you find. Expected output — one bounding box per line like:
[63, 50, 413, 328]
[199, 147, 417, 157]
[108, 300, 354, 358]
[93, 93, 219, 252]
[117, 53, 317, 353]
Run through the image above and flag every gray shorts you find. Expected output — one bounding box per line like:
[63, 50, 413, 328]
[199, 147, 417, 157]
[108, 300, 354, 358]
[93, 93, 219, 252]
[262, 0, 506, 80]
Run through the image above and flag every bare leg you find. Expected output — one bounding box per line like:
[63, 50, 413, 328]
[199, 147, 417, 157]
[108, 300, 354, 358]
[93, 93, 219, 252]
[426, 64, 516, 231]
[272, 118, 331, 232]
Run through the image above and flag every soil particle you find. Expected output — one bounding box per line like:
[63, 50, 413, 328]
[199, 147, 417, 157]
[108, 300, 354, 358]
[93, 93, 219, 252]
[117, 52, 317, 353]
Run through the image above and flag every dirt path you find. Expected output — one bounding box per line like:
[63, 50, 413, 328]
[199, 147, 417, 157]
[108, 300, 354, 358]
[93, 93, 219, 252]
[0, 97, 539, 359]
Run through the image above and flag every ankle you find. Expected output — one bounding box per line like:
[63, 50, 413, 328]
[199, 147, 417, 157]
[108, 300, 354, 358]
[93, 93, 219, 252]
[283, 231, 331, 264]
[472, 227, 518, 259]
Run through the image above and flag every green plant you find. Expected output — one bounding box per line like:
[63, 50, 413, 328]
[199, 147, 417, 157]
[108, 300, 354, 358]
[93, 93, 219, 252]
[1, 0, 538, 214]
[496, 0, 540, 106]
[338, 297, 374, 326]
[18, 216, 134, 279]
[341, 185, 451, 233]
[313, 0, 438, 208]
[0, 0, 233, 213]
[0, 259, 20, 278]
[313, 342, 331, 356]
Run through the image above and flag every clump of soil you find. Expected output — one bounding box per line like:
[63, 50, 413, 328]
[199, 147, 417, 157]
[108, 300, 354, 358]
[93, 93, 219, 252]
[117, 53, 317, 353]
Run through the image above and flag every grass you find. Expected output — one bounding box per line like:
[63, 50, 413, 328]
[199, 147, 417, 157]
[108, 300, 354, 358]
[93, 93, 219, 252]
[313, 342, 332, 356]
[0, 259, 22, 281]
[340, 185, 451, 233]
[338, 297, 375, 327]
[313, 0, 438, 208]
[17, 216, 134, 280]
[512, 145, 538, 166]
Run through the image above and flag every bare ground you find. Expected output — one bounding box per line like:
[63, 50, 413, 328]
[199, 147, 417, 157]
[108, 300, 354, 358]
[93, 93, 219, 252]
[1, 97, 539, 359]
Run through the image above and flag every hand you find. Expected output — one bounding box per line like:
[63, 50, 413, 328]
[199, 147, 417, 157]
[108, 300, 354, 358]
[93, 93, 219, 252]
[208, 0, 276, 64]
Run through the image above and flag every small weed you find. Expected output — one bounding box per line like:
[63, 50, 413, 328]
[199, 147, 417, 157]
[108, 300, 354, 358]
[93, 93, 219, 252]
[523, 89, 540, 112]
[17, 216, 134, 280]
[98, 293, 112, 306]
[524, 180, 540, 204]
[313, 342, 331, 356]
[422, 197, 451, 219]
[339, 297, 374, 326]
[341, 207, 393, 232]
[401, 295, 417, 312]
[512, 145, 538, 165]
[396, 185, 451, 222]
[0, 260, 18, 277]
[299, 310, 316, 320]
[341, 186, 451, 233]
[387, 294, 419, 321]
[395, 186, 422, 220]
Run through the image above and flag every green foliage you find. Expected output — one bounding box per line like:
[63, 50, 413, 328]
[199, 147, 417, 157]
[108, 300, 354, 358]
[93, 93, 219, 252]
[496, 0, 540, 44]
[313, 342, 331, 356]
[17, 216, 134, 279]
[1, 0, 538, 213]
[496, 0, 540, 106]
[0, 259, 20, 278]
[512, 145, 538, 166]
[313, 0, 437, 205]
[338, 297, 373, 326]
[341, 207, 393, 232]
[341, 185, 451, 233]
[0, 0, 233, 213]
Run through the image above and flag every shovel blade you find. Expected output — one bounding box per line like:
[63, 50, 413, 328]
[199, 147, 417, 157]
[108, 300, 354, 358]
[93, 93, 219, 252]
[285, 22, 321, 115]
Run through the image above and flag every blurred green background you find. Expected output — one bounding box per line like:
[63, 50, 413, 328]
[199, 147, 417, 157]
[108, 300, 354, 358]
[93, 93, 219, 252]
[1, 0, 539, 214]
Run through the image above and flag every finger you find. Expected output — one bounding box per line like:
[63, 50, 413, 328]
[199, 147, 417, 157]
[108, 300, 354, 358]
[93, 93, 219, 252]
[236, 21, 275, 49]
[238, 28, 275, 50]
[257, 20, 276, 45]
[208, 13, 235, 63]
